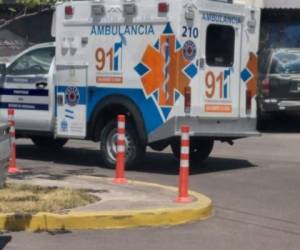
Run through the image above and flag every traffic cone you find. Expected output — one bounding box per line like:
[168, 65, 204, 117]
[7, 109, 22, 174]
[112, 115, 127, 184]
[176, 125, 192, 203]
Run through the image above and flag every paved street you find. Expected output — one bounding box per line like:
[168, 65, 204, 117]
[1, 133, 300, 250]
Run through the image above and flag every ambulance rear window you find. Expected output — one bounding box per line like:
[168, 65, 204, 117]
[206, 24, 235, 67]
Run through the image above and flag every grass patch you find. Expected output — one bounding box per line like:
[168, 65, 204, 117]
[0, 184, 99, 214]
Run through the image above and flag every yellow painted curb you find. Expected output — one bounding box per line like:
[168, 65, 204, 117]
[0, 178, 212, 231]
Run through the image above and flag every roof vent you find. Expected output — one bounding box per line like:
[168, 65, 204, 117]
[209, 0, 233, 3]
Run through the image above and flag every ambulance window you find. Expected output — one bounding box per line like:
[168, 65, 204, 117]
[206, 24, 235, 67]
[7, 47, 55, 76]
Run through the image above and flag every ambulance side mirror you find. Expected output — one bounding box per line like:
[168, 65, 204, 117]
[0, 64, 6, 76]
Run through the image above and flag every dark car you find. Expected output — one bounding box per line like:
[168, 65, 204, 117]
[258, 49, 300, 119]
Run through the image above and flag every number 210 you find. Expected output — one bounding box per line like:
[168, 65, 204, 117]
[182, 26, 199, 38]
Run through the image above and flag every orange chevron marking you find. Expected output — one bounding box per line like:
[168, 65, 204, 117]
[246, 52, 258, 98]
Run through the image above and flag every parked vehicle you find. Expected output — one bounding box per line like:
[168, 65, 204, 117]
[0, 123, 10, 187]
[258, 48, 300, 120]
[0, 0, 261, 168]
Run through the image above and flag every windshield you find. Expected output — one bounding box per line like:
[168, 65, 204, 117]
[270, 51, 300, 74]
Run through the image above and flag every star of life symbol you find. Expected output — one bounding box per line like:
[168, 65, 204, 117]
[161, 37, 170, 101]
[135, 23, 198, 119]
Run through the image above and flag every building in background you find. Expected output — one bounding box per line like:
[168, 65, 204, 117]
[233, 0, 300, 62]
[259, 1, 300, 51]
[0, 4, 53, 62]
[235, 0, 300, 50]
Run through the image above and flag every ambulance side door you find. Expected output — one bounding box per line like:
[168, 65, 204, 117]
[199, 12, 242, 118]
[55, 65, 88, 139]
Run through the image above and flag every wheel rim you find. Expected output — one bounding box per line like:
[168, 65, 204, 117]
[105, 128, 136, 162]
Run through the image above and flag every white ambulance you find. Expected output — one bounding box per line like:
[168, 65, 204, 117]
[0, 0, 260, 168]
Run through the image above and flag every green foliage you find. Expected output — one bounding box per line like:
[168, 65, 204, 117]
[16, 0, 53, 7]
[0, 0, 55, 7]
[0, 0, 56, 28]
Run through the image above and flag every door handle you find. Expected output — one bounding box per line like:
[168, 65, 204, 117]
[197, 58, 205, 69]
[57, 94, 64, 106]
[35, 82, 47, 89]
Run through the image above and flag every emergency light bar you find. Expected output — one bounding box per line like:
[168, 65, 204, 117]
[65, 5, 74, 17]
[91, 4, 105, 17]
[158, 2, 169, 13]
[123, 3, 137, 16]
[185, 8, 194, 20]
[209, 0, 233, 3]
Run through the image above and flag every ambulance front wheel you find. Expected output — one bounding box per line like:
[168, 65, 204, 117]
[100, 120, 145, 169]
[31, 136, 68, 150]
[171, 139, 214, 164]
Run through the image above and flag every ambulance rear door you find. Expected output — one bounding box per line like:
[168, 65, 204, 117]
[199, 10, 243, 118]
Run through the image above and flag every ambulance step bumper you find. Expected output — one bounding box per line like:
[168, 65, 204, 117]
[148, 117, 259, 143]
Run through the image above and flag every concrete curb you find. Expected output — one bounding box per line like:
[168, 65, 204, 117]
[0, 179, 212, 231]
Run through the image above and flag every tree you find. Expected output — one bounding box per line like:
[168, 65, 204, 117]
[0, 0, 55, 30]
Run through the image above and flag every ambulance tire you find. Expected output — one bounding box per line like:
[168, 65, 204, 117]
[31, 136, 68, 150]
[100, 120, 145, 169]
[171, 139, 214, 164]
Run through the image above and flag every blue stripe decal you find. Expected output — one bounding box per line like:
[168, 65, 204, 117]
[57, 85, 164, 134]
[224, 84, 228, 99]
[65, 109, 74, 114]
[0, 88, 48, 96]
[0, 102, 49, 110]
[65, 115, 74, 119]
[87, 87, 163, 134]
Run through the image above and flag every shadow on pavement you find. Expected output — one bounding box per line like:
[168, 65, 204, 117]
[15, 144, 255, 177]
[0, 235, 12, 250]
[35, 229, 72, 235]
[140, 152, 255, 175]
[258, 114, 300, 133]
[16, 145, 103, 167]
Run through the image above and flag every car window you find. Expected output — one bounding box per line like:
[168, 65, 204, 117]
[285, 59, 300, 74]
[7, 47, 54, 75]
[270, 51, 300, 74]
[270, 58, 285, 74]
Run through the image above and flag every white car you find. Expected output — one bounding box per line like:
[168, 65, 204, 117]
[0, 43, 67, 148]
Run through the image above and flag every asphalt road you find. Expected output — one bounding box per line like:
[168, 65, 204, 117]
[1, 133, 300, 250]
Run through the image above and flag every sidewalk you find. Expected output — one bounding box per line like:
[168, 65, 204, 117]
[1, 173, 212, 231]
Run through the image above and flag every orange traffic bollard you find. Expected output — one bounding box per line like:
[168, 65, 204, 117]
[176, 125, 192, 203]
[7, 109, 22, 174]
[112, 115, 128, 184]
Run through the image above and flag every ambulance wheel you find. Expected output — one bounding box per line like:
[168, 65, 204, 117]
[31, 136, 68, 150]
[170, 139, 214, 163]
[100, 120, 145, 169]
